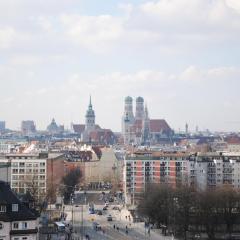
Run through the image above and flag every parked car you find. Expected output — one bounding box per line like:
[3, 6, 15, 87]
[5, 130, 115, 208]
[107, 215, 113, 221]
[112, 206, 120, 211]
[96, 210, 103, 215]
[103, 206, 108, 211]
[92, 222, 101, 231]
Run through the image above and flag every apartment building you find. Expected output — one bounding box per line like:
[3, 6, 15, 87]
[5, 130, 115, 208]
[192, 152, 240, 190]
[124, 151, 240, 205]
[0, 153, 65, 199]
[124, 151, 190, 205]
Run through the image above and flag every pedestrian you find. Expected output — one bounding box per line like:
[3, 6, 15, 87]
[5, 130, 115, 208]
[126, 225, 128, 230]
[126, 229, 128, 235]
[148, 228, 151, 236]
[113, 224, 115, 229]
[117, 227, 119, 232]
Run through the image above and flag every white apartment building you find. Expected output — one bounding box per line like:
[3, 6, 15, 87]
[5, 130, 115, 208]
[187, 152, 240, 190]
[0, 154, 47, 197]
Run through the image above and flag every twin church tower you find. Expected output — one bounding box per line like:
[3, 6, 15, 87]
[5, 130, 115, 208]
[72, 96, 172, 145]
[122, 96, 150, 145]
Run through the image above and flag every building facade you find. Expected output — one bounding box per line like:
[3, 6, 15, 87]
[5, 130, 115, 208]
[0, 181, 38, 240]
[21, 121, 36, 136]
[124, 151, 189, 205]
[0, 153, 65, 200]
[0, 121, 6, 133]
[124, 151, 240, 205]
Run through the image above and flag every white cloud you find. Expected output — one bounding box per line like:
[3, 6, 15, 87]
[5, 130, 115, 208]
[0, 27, 16, 48]
[60, 14, 124, 52]
[225, 0, 240, 13]
[9, 55, 43, 65]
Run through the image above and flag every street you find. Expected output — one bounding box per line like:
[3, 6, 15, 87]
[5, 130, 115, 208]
[65, 204, 173, 240]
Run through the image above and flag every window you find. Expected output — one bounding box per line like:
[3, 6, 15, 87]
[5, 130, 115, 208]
[22, 222, 27, 229]
[0, 205, 6, 213]
[12, 204, 18, 212]
[13, 223, 19, 229]
[0, 222, 3, 230]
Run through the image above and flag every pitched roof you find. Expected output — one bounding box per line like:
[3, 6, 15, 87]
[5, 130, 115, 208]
[0, 181, 38, 222]
[73, 124, 101, 134]
[149, 119, 172, 133]
[72, 124, 85, 134]
[225, 136, 240, 145]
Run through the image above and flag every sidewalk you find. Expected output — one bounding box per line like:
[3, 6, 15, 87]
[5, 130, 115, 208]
[119, 208, 174, 240]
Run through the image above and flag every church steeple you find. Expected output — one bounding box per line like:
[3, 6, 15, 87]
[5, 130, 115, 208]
[89, 95, 92, 110]
[142, 104, 150, 145]
[85, 95, 95, 131]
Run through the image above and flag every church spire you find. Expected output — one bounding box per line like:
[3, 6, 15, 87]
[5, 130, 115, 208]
[89, 95, 92, 110]
[144, 104, 149, 119]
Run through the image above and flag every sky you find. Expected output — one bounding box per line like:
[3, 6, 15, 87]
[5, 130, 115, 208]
[0, 0, 240, 132]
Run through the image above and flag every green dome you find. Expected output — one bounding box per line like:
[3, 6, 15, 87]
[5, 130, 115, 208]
[125, 96, 133, 103]
[136, 96, 144, 103]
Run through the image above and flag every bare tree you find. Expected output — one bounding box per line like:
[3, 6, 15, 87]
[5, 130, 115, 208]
[61, 168, 82, 203]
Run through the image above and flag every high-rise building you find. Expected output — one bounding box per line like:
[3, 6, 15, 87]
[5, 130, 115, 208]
[0, 121, 6, 132]
[21, 120, 36, 135]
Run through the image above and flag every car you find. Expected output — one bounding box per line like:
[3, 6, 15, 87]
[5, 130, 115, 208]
[103, 206, 108, 211]
[112, 206, 120, 211]
[107, 215, 113, 221]
[96, 210, 103, 215]
[92, 222, 101, 231]
[89, 207, 95, 214]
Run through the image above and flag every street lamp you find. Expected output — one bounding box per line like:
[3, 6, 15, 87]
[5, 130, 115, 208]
[173, 197, 178, 239]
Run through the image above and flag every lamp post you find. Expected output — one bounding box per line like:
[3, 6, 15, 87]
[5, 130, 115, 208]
[71, 194, 74, 235]
[81, 205, 84, 240]
[173, 197, 178, 240]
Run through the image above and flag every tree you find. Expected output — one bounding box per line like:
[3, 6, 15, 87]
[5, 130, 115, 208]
[138, 184, 173, 232]
[217, 186, 240, 239]
[61, 168, 82, 203]
[195, 189, 223, 240]
[174, 185, 196, 240]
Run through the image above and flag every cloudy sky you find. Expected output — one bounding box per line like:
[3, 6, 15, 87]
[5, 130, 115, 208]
[0, 0, 239, 132]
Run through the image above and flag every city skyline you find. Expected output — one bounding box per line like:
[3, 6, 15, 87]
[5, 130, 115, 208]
[0, 0, 240, 132]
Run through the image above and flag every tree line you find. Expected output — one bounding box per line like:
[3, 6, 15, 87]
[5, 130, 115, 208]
[138, 184, 240, 240]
